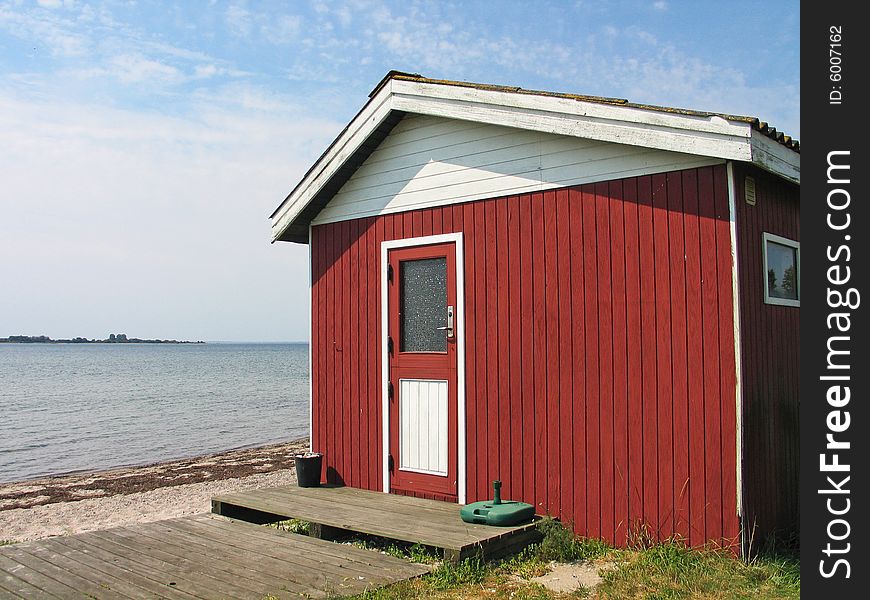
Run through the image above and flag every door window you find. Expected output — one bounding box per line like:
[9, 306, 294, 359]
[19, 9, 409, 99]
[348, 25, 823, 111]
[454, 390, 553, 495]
[400, 257, 447, 352]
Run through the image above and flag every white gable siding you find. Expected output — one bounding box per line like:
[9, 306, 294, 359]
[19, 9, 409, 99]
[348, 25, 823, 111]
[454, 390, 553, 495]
[311, 114, 724, 225]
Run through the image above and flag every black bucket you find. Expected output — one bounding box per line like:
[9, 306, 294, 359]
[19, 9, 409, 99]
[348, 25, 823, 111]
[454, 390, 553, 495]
[295, 453, 323, 487]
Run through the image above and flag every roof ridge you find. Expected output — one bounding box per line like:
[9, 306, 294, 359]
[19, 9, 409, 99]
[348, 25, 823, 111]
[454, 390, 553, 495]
[376, 71, 798, 151]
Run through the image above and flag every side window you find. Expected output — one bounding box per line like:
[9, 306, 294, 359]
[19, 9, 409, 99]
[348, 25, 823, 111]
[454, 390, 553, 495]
[762, 232, 800, 307]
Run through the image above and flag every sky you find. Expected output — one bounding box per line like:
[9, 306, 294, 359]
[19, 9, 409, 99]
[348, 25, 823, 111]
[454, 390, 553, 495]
[0, 0, 800, 342]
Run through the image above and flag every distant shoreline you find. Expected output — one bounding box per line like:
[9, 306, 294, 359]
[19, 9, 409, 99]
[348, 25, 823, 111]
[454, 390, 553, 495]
[0, 335, 204, 344]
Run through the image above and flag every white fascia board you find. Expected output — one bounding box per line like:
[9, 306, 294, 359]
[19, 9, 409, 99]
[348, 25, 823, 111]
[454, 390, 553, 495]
[271, 83, 395, 242]
[391, 80, 756, 161]
[749, 129, 801, 185]
[395, 80, 752, 137]
[392, 93, 752, 165]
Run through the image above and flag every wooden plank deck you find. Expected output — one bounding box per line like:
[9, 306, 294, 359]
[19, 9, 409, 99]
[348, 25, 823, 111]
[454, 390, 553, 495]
[0, 513, 429, 599]
[212, 485, 539, 562]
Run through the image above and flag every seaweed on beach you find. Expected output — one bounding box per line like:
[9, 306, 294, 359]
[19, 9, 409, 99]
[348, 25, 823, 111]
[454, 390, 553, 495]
[0, 439, 307, 511]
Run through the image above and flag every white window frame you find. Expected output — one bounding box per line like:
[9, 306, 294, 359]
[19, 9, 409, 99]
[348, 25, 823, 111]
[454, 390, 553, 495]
[762, 232, 800, 307]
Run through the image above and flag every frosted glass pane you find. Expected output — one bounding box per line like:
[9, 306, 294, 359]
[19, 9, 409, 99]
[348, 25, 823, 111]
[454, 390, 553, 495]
[400, 257, 447, 352]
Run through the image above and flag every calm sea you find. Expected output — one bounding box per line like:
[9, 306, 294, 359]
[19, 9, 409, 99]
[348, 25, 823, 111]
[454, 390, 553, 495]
[0, 343, 309, 483]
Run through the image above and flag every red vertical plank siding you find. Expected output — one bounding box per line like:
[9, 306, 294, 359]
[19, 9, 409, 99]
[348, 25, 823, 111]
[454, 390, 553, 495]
[412, 210, 423, 237]
[485, 199, 500, 494]
[358, 220, 369, 491]
[544, 190, 561, 518]
[555, 189, 574, 523]
[496, 200, 512, 491]
[637, 175, 659, 537]
[403, 211, 413, 239]
[508, 195, 524, 502]
[307, 165, 742, 546]
[667, 172, 690, 543]
[652, 173, 674, 538]
[461, 202, 477, 502]
[475, 201, 490, 503]
[683, 171, 706, 547]
[568, 188, 587, 535]
[531, 193, 548, 515]
[581, 184, 600, 538]
[733, 164, 800, 546]
[342, 220, 352, 484]
[349, 219, 360, 488]
[422, 208, 433, 236]
[698, 167, 723, 542]
[330, 222, 341, 483]
[369, 217, 380, 489]
[609, 180, 628, 545]
[595, 182, 615, 544]
[319, 224, 329, 472]
[320, 222, 330, 465]
[519, 194, 536, 507]
[308, 229, 325, 458]
[622, 179, 644, 533]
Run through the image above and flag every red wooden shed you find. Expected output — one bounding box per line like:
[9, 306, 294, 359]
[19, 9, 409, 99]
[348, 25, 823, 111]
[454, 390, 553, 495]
[270, 72, 800, 553]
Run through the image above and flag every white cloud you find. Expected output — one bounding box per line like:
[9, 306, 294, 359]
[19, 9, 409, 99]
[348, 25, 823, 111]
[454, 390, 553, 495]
[0, 89, 341, 340]
[0, 4, 90, 56]
[109, 54, 183, 84]
[335, 6, 352, 27]
[262, 13, 302, 43]
[225, 2, 252, 37]
[194, 63, 219, 79]
[222, 2, 304, 43]
[652, 1, 669, 11]
[343, 6, 799, 136]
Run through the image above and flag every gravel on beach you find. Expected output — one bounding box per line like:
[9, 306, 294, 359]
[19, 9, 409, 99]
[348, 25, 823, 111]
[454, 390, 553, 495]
[0, 439, 307, 543]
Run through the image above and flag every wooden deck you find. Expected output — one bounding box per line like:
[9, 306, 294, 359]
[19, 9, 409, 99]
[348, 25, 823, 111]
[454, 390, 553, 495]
[212, 485, 539, 562]
[0, 513, 429, 599]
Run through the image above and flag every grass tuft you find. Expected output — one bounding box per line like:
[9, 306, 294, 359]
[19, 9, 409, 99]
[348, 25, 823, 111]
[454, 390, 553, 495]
[598, 542, 800, 599]
[536, 517, 612, 562]
[426, 556, 487, 590]
[348, 536, 440, 564]
[267, 518, 311, 535]
[500, 544, 551, 579]
[408, 543, 438, 564]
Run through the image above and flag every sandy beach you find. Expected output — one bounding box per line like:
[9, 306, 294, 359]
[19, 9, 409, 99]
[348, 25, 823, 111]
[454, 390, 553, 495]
[0, 439, 307, 543]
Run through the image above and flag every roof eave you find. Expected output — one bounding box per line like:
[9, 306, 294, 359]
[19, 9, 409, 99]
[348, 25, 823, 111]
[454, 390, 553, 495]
[270, 73, 800, 244]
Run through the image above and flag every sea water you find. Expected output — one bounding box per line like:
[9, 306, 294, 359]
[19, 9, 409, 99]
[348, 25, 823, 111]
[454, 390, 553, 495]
[0, 343, 309, 482]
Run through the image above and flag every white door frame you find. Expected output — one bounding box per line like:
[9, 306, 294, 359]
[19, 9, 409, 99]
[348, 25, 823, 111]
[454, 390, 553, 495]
[381, 232, 466, 504]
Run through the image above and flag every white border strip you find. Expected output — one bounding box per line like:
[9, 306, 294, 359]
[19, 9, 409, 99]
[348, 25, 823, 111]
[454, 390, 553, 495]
[380, 232, 467, 504]
[761, 232, 801, 307]
[726, 162, 745, 550]
[396, 374, 450, 476]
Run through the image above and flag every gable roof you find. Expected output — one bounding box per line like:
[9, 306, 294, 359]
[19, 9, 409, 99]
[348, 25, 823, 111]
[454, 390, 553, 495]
[272, 70, 800, 243]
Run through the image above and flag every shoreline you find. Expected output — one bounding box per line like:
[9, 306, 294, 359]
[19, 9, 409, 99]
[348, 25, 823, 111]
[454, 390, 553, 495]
[1, 438, 307, 490]
[0, 439, 307, 543]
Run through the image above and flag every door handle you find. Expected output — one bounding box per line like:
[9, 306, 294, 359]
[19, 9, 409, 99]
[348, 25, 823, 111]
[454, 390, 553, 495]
[437, 306, 454, 339]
